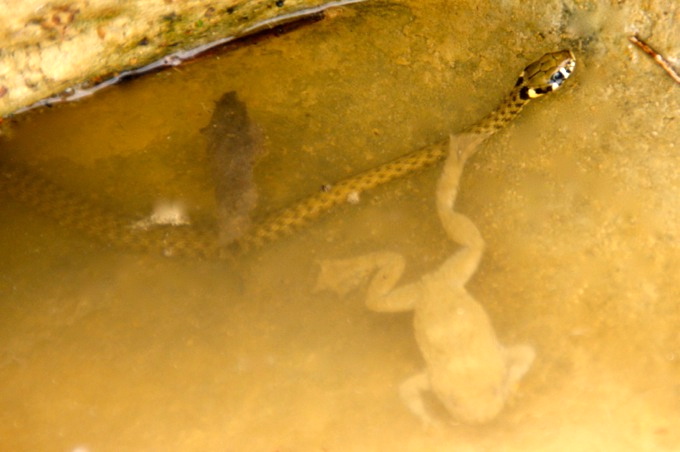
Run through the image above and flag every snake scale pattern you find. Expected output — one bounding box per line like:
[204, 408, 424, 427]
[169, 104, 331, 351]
[0, 50, 575, 258]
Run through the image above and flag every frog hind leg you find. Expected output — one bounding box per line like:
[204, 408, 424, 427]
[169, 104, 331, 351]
[316, 251, 424, 313]
[399, 371, 443, 428]
[502, 344, 536, 395]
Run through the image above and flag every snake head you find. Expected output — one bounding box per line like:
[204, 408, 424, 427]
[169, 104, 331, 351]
[516, 50, 576, 100]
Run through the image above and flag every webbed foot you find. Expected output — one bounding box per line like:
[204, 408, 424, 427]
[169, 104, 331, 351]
[503, 344, 536, 395]
[399, 372, 446, 429]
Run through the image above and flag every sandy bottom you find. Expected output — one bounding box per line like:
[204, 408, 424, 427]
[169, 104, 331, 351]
[1, 0, 678, 450]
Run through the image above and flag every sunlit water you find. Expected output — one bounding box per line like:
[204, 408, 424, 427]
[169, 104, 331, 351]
[1, 1, 679, 450]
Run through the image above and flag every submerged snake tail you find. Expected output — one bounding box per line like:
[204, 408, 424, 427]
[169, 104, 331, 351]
[0, 160, 225, 259]
[0, 161, 134, 246]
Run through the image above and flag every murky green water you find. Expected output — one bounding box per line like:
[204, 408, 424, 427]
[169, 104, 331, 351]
[1, 1, 679, 450]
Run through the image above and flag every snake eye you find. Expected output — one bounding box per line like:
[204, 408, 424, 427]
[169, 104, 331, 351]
[550, 71, 566, 85]
[549, 65, 574, 89]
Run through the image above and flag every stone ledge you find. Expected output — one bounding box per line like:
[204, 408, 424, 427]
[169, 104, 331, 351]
[0, 0, 362, 117]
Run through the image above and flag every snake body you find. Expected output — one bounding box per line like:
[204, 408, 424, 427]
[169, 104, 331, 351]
[0, 50, 575, 258]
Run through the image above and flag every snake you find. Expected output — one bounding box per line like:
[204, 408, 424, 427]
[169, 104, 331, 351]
[0, 50, 575, 259]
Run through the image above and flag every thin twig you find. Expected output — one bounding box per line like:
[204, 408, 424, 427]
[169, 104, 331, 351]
[629, 35, 680, 85]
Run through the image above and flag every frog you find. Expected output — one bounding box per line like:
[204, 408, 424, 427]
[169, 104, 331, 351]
[316, 134, 535, 426]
